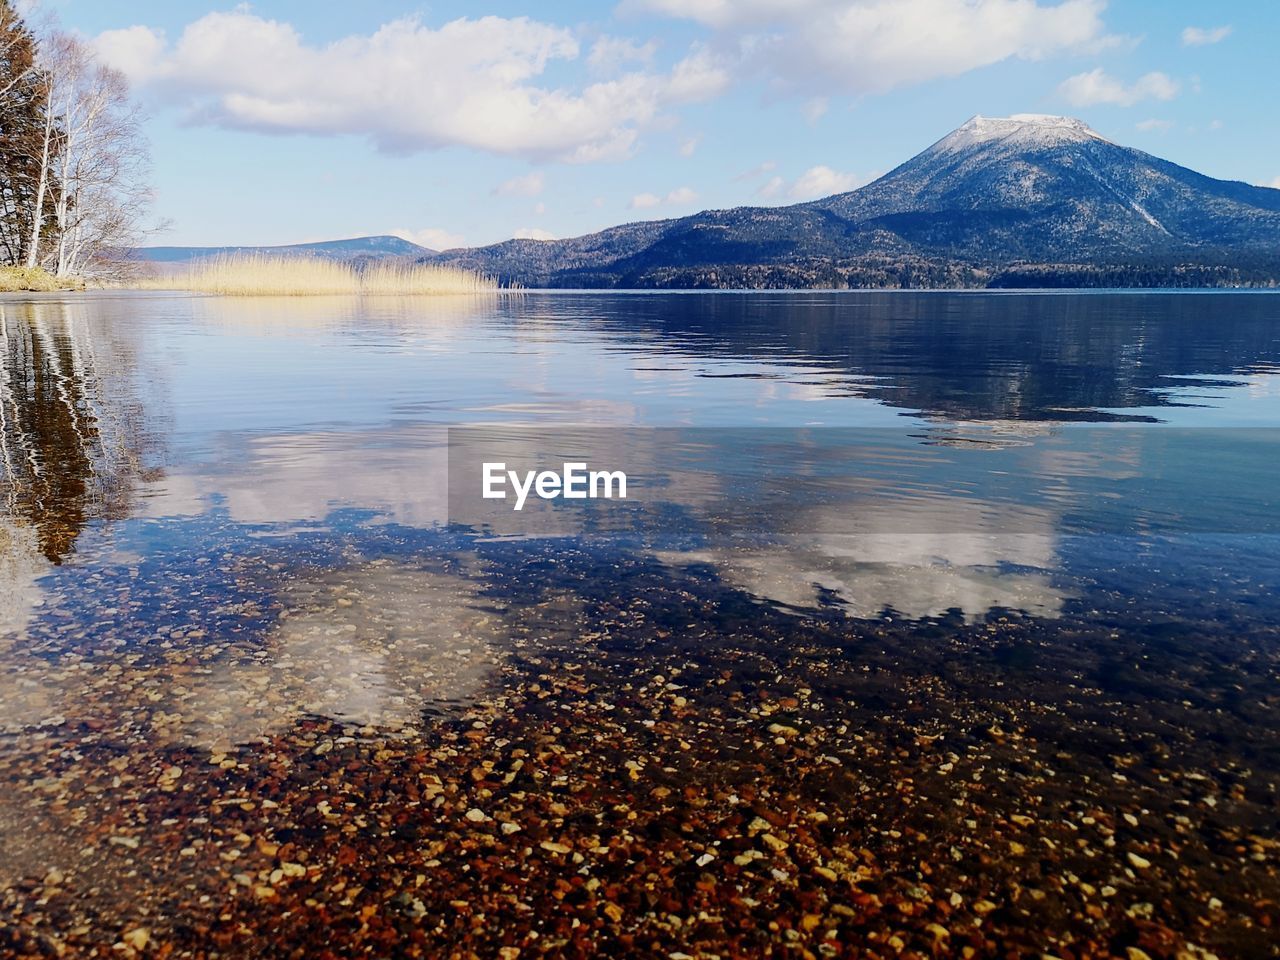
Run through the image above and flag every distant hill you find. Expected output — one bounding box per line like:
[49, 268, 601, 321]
[135, 235, 433, 264]
[427, 115, 1280, 289]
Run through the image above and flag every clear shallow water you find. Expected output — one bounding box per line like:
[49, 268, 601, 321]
[4, 290, 1280, 719]
[3, 290, 1280, 956]
[6, 291, 1280, 600]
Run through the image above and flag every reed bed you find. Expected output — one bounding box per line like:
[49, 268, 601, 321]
[135, 253, 499, 296]
[0, 266, 84, 292]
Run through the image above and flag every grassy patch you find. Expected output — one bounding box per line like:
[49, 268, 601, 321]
[0, 266, 84, 292]
[133, 254, 499, 296]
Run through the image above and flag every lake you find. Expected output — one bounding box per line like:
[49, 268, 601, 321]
[2, 290, 1279, 957]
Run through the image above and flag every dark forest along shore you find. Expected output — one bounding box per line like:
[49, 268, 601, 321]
[2, 291, 1280, 958]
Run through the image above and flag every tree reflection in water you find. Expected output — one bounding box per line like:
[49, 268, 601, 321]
[0, 300, 155, 564]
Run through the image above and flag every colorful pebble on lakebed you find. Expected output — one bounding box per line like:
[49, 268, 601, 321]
[1, 551, 1277, 959]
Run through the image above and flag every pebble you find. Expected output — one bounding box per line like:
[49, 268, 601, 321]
[761, 833, 789, 853]
[122, 929, 150, 950]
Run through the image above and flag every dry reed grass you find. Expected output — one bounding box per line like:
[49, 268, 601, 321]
[134, 253, 499, 296]
[0, 266, 84, 292]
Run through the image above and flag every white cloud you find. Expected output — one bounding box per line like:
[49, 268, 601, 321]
[1181, 25, 1231, 46]
[392, 227, 466, 250]
[757, 175, 785, 199]
[91, 24, 167, 81]
[664, 44, 732, 100]
[1135, 118, 1173, 132]
[620, 0, 1111, 95]
[92, 12, 727, 163]
[679, 136, 700, 156]
[587, 35, 657, 71]
[802, 97, 829, 124]
[513, 227, 557, 240]
[1058, 68, 1179, 107]
[1269, 177, 1280, 190]
[750, 165, 865, 201]
[493, 171, 545, 197]
[630, 186, 699, 209]
[788, 165, 865, 199]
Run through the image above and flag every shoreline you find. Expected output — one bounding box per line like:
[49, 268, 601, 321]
[4, 284, 1280, 298]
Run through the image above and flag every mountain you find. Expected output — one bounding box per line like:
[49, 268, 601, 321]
[136, 235, 432, 263]
[429, 115, 1280, 289]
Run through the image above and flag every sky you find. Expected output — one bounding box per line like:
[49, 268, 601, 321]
[29, 0, 1280, 248]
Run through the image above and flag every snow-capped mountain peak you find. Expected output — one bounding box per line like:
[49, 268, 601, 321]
[930, 114, 1110, 154]
[429, 113, 1280, 287]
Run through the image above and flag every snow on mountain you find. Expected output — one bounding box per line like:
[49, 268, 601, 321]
[428, 114, 1280, 287]
[928, 115, 1110, 155]
[813, 114, 1280, 260]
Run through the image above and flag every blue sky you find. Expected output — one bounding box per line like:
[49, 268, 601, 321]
[35, 0, 1280, 248]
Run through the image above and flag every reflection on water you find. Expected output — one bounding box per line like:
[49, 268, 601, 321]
[0, 520, 60, 729]
[182, 290, 508, 334]
[0, 300, 159, 565]
[660, 516, 1066, 623]
[3, 291, 1280, 956]
[2, 290, 1280, 721]
[0, 553, 504, 741]
[178, 563, 501, 749]
[143, 427, 450, 527]
[0, 300, 165, 727]
[0, 521, 44, 636]
[564, 291, 1280, 422]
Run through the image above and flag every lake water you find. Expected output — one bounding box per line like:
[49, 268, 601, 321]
[2, 290, 1279, 957]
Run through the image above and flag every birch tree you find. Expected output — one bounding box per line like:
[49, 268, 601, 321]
[2, 1, 153, 278]
[21, 30, 56, 268]
[45, 35, 150, 278]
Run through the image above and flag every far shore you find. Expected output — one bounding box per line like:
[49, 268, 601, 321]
[5, 262, 1279, 296]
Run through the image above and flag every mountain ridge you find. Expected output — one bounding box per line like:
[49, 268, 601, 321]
[135, 235, 433, 264]
[428, 115, 1280, 289]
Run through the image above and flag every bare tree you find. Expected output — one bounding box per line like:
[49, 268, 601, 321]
[40, 34, 151, 278]
[3, 4, 154, 279]
[20, 30, 55, 268]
